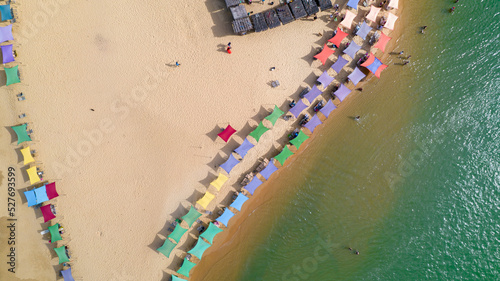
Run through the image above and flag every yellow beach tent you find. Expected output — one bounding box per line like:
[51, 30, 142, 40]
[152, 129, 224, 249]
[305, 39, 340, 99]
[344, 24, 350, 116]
[196, 192, 215, 209]
[26, 166, 40, 184]
[20, 147, 35, 165]
[210, 173, 228, 191]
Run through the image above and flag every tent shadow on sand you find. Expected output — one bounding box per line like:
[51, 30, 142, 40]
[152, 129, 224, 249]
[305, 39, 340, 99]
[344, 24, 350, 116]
[219, 138, 240, 159]
[301, 45, 320, 66]
[198, 171, 217, 187]
[206, 152, 225, 170]
[250, 106, 272, 124]
[205, 125, 223, 142]
[234, 122, 253, 140]
[4, 125, 18, 143]
[204, 0, 234, 38]
[0, 70, 6, 86]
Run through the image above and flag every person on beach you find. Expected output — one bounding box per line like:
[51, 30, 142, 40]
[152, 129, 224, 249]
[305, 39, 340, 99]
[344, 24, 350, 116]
[450, 7, 455, 13]
[355, 116, 360, 121]
[421, 26, 427, 34]
[355, 250, 360, 255]
[227, 47, 232, 54]
[399, 51, 404, 55]
[313, 14, 318, 21]
[175, 61, 180, 67]
[403, 61, 409, 65]
[407, 55, 411, 60]
[356, 88, 363, 92]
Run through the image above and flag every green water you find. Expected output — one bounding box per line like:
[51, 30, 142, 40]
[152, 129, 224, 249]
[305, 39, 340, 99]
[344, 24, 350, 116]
[236, 1, 500, 280]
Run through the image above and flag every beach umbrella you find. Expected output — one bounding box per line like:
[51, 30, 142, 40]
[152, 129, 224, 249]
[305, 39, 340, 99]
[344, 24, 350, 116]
[0, 24, 13, 43]
[168, 224, 187, 243]
[210, 173, 228, 191]
[317, 71, 335, 88]
[234, 138, 255, 158]
[333, 84, 352, 102]
[313, 44, 335, 65]
[319, 99, 337, 118]
[264, 105, 285, 126]
[157, 239, 177, 258]
[229, 193, 249, 211]
[200, 222, 223, 244]
[248, 122, 269, 142]
[24, 190, 37, 207]
[340, 10, 356, 29]
[171, 275, 186, 281]
[196, 192, 215, 210]
[48, 223, 62, 243]
[40, 204, 56, 222]
[357, 21, 372, 40]
[45, 182, 59, 200]
[331, 56, 348, 74]
[373, 33, 391, 53]
[216, 209, 235, 227]
[343, 41, 362, 59]
[217, 125, 236, 142]
[347, 67, 366, 86]
[61, 268, 75, 281]
[0, 5, 12, 21]
[20, 146, 35, 165]
[366, 6, 381, 22]
[259, 161, 278, 180]
[290, 130, 310, 150]
[54, 246, 70, 264]
[347, 0, 359, 10]
[187, 239, 212, 260]
[361, 54, 388, 78]
[243, 176, 263, 195]
[328, 27, 348, 48]
[384, 13, 398, 30]
[26, 166, 41, 184]
[181, 206, 202, 227]
[388, 0, 399, 9]
[288, 100, 308, 118]
[274, 146, 294, 166]
[5, 65, 21, 86]
[304, 114, 323, 134]
[177, 258, 196, 278]
[220, 154, 240, 174]
[303, 85, 323, 104]
[34, 185, 49, 204]
[11, 124, 31, 144]
[1, 44, 14, 64]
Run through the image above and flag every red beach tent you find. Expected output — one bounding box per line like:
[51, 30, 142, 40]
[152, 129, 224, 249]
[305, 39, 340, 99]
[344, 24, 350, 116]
[45, 182, 59, 200]
[373, 33, 391, 53]
[217, 125, 236, 142]
[40, 204, 56, 222]
[328, 28, 348, 48]
[361, 54, 388, 78]
[313, 44, 335, 65]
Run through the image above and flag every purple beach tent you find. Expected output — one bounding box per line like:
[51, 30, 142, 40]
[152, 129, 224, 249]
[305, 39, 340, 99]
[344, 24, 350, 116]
[220, 153, 240, 174]
[347, 0, 359, 10]
[243, 176, 263, 195]
[333, 84, 352, 102]
[343, 41, 362, 59]
[356, 22, 372, 40]
[0, 24, 13, 43]
[61, 268, 75, 281]
[1, 44, 14, 64]
[347, 67, 366, 86]
[259, 160, 278, 180]
[234, 138, 254, 158]
[289, 99, 308, 118]
[317, 71, 335, 88]
[319, 99, 337, 118]
[303, 85, 322, 104]
[304, 114, 323, 133]
[331, 56, 348, 74]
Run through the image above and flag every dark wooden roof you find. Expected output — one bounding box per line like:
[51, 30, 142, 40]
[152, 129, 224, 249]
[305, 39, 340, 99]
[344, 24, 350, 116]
[264, 9, 281, 29]
[276, 4, 295, 25]
[225, 0, 244, 8]
[230, 5, 247, 20]
[289, 1, 307, 19]
[232, 17, 253, 34]
[317, 0, 333, 11]
[301, 0, 320, 15]
[251, 13, 269, 32]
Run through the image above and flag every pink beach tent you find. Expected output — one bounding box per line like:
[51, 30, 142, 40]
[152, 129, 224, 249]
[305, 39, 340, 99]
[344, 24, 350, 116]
[313, 44, 335, 65]
[217, 125, 236, 142]
[328, 28, 348, 48]
[388, 0, 399, 9]
[384, 13, 398, 30]
[373, 33, 391, 53]
[366, 6, 381, 22]
[340, 10, 356, 29]
[40, 204, 56, 222]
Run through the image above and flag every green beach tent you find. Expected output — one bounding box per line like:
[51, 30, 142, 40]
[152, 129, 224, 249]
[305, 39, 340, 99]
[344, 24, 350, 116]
[199, 222, 223, 244]
[171, 275, 186, 281]
[48, 224, 62, 243]
[187, 239, 211, 260]
[168, 224, 188, 243]
[54, 246, 70, 264]
[274, 146, 294, 166]
[264, 105, 285, 126]
[249, 121, 270, 142]
[177, 258, 196, 278]
[11, 124, 31, 144]
[181, 206, 202, 227]
[5, 65, 21, 86]
[157, 239, 177, 258]
[290, 130, 310, 150]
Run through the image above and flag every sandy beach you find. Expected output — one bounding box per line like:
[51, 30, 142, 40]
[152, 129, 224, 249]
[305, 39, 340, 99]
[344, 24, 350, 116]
[0, 0, 408, 280]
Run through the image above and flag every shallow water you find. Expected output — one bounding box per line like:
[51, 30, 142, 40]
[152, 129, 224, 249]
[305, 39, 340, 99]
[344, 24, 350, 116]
[192, 0, 500, 280]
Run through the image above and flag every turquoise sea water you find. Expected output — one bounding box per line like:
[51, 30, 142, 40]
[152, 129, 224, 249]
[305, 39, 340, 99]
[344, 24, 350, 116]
[235, 1, 500, 280]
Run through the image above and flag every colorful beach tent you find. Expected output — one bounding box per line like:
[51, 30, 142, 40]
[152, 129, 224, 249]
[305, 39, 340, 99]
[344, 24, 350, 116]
[343, 41, 362, 59]
[11, 124, 31, 144]
[234, 138, 254, 158]
[384, 13, 398, 30]
[61, 268, 75, 281]
[27, 166, 41, 184]
[48, 223, 62, 243]
[220, 154, 239, 174]
[157, 239, 177, 258]
[361, 54, 388, 78]
[347, 0, 359, 10]
[5, 65, 20, 86]
[347, 67, 366, 86]
[290, 130, 309, 149]
[259, 160, 278, 180]
[366, 6, 381, 22]
[289, 100, 308, 118]
[275, 146, 294, 166]
[196, 192, 215, 209]
[210, 173, 228, 191]
[177, 258, 196, 278]
[373, 32, 391, 53]
[317, 71, 334, 88]
[171, 275, 186, 281]
[0, 24, 13, 43]
[243, 176, 263, 195]
[331, 56, 348, 74]
[54, 246, 70, 264]
[230, 193, 249, 211]
[34, 185, 49, 204]
[304, 114, 323, 133]
[328, 28, 348, 48]
[217, 125, 236, 142]
[216, 209, 235, 227]
[333, 84, 352, 102]
[20, 146, 35, 165]
[319, 99, 337, 118]
[181, 206, 202, 227]
[340, 10, 356, 29]
[200, 222, 223, 244]
[1, 44, 14, 64]
[303, 85, 322, 104]
[40, 205, 56, 222]
[0, 5, 12, 21]
[168, 224, 188, 243]
[357, 22, 372, 40]
[45, 182, 59, 200]
[388, 0, 399, 9]
[313, 44, 335, 65]
[188, 238, 211, 260]
[24, 190, 37, 207]
[265, 105, 284, 126]
[248, 122, 269, 142]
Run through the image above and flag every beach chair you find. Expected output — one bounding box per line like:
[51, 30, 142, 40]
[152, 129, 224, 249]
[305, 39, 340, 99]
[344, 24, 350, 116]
[18, 96, 25, 101]
[18, 113, 26, 118]
[16, 92, 23, 97]
[271, 80, 280, 88]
